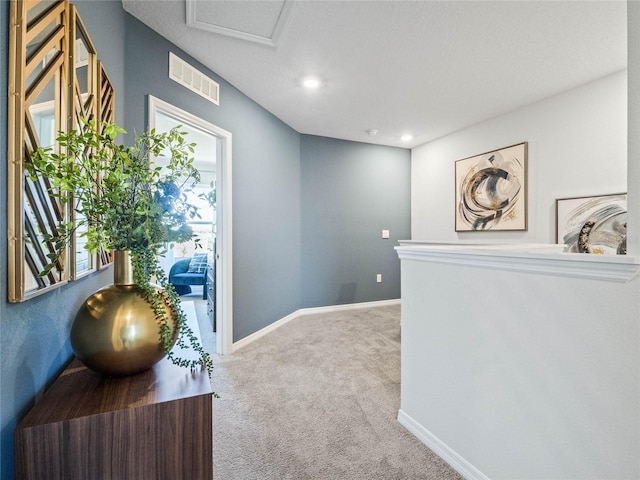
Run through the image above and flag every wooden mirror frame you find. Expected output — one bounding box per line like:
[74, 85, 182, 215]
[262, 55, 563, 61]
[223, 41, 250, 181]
[8, 0, 115, 302]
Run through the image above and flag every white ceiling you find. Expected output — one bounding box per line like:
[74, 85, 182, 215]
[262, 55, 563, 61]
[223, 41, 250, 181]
[122, 0, 627, 149]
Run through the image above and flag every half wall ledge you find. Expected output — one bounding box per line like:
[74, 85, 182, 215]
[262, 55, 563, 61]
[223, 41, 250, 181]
[395, 242, 640, 283]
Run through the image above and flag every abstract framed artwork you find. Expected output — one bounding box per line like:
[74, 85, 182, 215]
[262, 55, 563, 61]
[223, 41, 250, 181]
[455, 142, 527, 231]
[556, 193, 627, 254]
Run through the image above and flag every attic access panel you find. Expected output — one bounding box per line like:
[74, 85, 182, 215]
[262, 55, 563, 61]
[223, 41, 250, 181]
[185, 0, 294, 47]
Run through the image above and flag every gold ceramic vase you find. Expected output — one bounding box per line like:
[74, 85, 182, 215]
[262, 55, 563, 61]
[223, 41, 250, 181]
[70, 251, 179, 376]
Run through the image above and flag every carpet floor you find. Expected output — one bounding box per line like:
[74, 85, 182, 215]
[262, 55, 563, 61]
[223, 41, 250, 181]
[209, 304, 462, 480]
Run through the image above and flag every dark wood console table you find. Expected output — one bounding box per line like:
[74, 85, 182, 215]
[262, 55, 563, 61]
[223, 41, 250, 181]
[14, 304, 213, 480]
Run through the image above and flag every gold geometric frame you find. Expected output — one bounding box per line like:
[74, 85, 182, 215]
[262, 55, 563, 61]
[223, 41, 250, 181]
[8, 0, 115, 302]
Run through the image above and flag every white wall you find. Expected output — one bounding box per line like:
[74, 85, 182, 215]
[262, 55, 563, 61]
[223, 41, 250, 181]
[399, 255, 639, 479]
[628, 0, 640, 256]
[402, 27, 640, 478]
[411, 71, 627, 243]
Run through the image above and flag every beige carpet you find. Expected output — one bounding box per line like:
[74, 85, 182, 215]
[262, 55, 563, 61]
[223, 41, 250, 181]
[209, 304, 462, 480]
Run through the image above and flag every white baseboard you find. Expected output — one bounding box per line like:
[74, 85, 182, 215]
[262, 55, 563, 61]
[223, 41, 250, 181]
[231, 298, 400, 352]
[231, 310, 300, 352]
[397, 409, 490, 480]
[297, 298, 400, 316]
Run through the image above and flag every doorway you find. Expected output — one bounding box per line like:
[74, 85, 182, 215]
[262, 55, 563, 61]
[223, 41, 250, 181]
[148, 95, 233, 354]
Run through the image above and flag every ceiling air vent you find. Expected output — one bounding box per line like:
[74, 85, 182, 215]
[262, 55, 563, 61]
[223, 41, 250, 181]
[168, 52, 219, 105]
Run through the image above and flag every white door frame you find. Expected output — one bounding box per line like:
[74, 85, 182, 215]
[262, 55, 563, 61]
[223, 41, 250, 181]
[148, 95, 233, 354]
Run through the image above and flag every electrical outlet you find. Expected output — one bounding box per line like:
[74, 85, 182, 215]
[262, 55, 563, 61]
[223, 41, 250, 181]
[382, 229, 390, 239]
[376, 274, 382, 283]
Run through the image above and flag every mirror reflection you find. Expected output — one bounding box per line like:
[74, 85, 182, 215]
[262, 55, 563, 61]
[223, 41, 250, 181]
[8, 0, 116, 302]
[71, 17, 96, 278]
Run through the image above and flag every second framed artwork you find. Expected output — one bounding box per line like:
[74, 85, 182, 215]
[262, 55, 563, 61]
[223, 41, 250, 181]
[455, 142, 528, 232]
[556, 193, 627, 254]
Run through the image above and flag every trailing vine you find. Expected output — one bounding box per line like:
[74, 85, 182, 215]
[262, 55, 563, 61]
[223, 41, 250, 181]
[131, 248, 214, 380]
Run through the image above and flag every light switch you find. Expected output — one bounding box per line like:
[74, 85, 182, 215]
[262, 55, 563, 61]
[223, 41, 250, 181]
[376, 274, 382, 283]
[382, 229, 390, 239]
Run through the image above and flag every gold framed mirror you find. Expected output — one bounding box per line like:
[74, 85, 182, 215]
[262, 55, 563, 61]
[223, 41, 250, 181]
[69, 5, 98, 280]
[97, 62, 115, 270]
[8, 0, 115, 302]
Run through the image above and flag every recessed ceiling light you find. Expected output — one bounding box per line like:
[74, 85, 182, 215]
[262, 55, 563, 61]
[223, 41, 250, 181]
[302, 77, 321, 89]
[401, 134, 413, 142]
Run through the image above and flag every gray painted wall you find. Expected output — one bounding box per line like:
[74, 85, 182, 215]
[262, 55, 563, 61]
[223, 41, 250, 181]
[0, 3, 409, 479]
[301, 135, 410, 307]
[121, 14, 302, 341]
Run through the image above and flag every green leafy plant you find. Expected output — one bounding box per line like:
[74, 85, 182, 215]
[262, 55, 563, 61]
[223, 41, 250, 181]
[27, 118, 213, 376]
